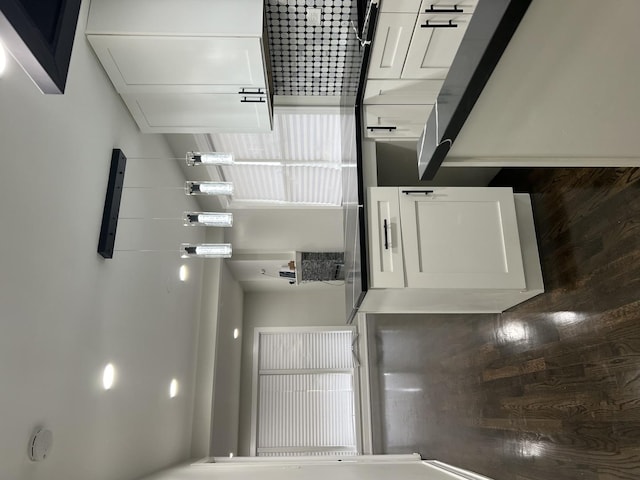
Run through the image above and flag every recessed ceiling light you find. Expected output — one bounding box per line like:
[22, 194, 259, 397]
[233, 328, 240, 339]
[102, 363, 115, 390]
[179, 265, 189, 282]
[169, 378, 179, 398]
[0, 42, 7, 76]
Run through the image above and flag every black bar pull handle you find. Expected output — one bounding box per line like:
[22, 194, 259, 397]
[402, 190, 434, 195]
[424, 5, 464, 13]
[367, 126, 397, 132]
[421, 19, 458, 28]
[383, 219, 390, 250]
[238, 88, 265, 95]
[241, 97, 266, 103]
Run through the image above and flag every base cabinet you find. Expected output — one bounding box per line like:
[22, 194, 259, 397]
[399, 188, 526, 289]
[365, 188, 543, 313]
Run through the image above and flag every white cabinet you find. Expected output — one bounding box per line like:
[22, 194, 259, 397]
[364, 2, 476, 141]
[364, 187, 544, 313]
[368, 187, 526, 289]
[86, 36, 267, 93]
[363, 79, 443, 105]
[403, 12, 471, 79]
[368, 188, 405, 288]
[367, 14, 416, 79]
[85, 0, 272, 134]
[121, 92, 270, 134]
[364, 104, 433, 140]
[399, 188, 526, 289]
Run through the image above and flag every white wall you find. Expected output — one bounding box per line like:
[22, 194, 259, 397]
[136, 459, 469, 480]
[210, 263, 244, 457]
[449, 0, 640, 165]
[190, 230, 224, 459]
[225, 209, 344, 252]
[0, 2, 206, 479]
[237, 290, 346, 455]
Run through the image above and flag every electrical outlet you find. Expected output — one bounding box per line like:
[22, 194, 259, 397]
[306, 7, 322, 26]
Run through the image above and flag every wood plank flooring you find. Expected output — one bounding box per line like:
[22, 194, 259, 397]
[367, 168, 640, 480]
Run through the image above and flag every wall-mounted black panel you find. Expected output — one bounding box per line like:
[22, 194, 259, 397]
[98, 149, 127, 259]
[417, 0, 532, 180]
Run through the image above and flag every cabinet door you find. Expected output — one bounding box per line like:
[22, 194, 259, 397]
[363, 79, 443, 105]
[365, 104, 433, 140]
[399, 188, 526, 289]
[402, 13, 471, 79]
[87, 35, 266, 93]
[122, 93, 271, 133]
[418, 0, 477, 14]
[380, 0, 422, 13]
[368, 188, 405, 288]
[368, 13, 417, 79]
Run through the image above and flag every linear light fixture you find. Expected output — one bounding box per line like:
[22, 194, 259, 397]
[185, 181, 234, 196]
[183, 212, 233, 227]
[180, 243, 232, 258]
[186, 151, 234, 166]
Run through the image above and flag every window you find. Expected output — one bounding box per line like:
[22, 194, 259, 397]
[251, 328, 360, 456]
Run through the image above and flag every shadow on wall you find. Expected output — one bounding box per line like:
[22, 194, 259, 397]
[376, 142, 500, 187]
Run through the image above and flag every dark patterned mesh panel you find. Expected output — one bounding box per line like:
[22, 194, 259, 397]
[266, 0, 362, 96]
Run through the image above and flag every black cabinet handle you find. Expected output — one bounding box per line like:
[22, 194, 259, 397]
[367, 126, 397, 132]
[402, 190, 434, 195]
[238, 88, 265, 95]
[383, 219, 389, 250]
[424, 5, 464, 13]
[421, 19, 458, 28]
[240, 97, 266, 103]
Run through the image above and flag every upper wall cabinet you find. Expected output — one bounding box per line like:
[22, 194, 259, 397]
[86, 0, 272, 134]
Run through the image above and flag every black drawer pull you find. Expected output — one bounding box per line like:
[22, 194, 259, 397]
[424, 5, 464, 13]
[383, 219, 390, 250]
[421, 19, 458, 28]
[402, 190, 434, 195]
[367, 126, 397, 132]
[238, 88, 265, 95]
[241, 97, 266, 103]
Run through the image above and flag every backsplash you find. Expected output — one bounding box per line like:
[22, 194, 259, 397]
[265, 0, 362, 96]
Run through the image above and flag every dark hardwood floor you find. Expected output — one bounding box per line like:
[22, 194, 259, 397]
[367, 168, 640, 480]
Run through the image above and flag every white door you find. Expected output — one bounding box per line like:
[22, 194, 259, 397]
[87, 35, 266, 93]
[399, 187, 526, 289]
[122, 92, 271, 133]
[402, 12, 471, 79]
[367, 187, 405, 288]
[368, 13, 416, 79]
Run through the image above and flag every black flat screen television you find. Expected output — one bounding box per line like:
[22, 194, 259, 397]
[0, 0, 82, 93]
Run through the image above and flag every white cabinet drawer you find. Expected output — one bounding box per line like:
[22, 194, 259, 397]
[398, 187, 526, 289]
[364, 104, 433, 139]
[368, 13, 416, 79]
[418, 0, 477, 14]
[368, 188, 405, 288]
[363, 79, 444, 105]
[122, 92, 271, 134]
[380, 0, 422, 13]
[402, 12, 471, 78]
[87, 35, 266, 94]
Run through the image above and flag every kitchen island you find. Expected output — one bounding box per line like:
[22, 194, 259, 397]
[344, 0, 543, 321]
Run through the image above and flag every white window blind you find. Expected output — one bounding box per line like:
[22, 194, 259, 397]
[209, 111, 344, 206]
[253, 329, 358, 457]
